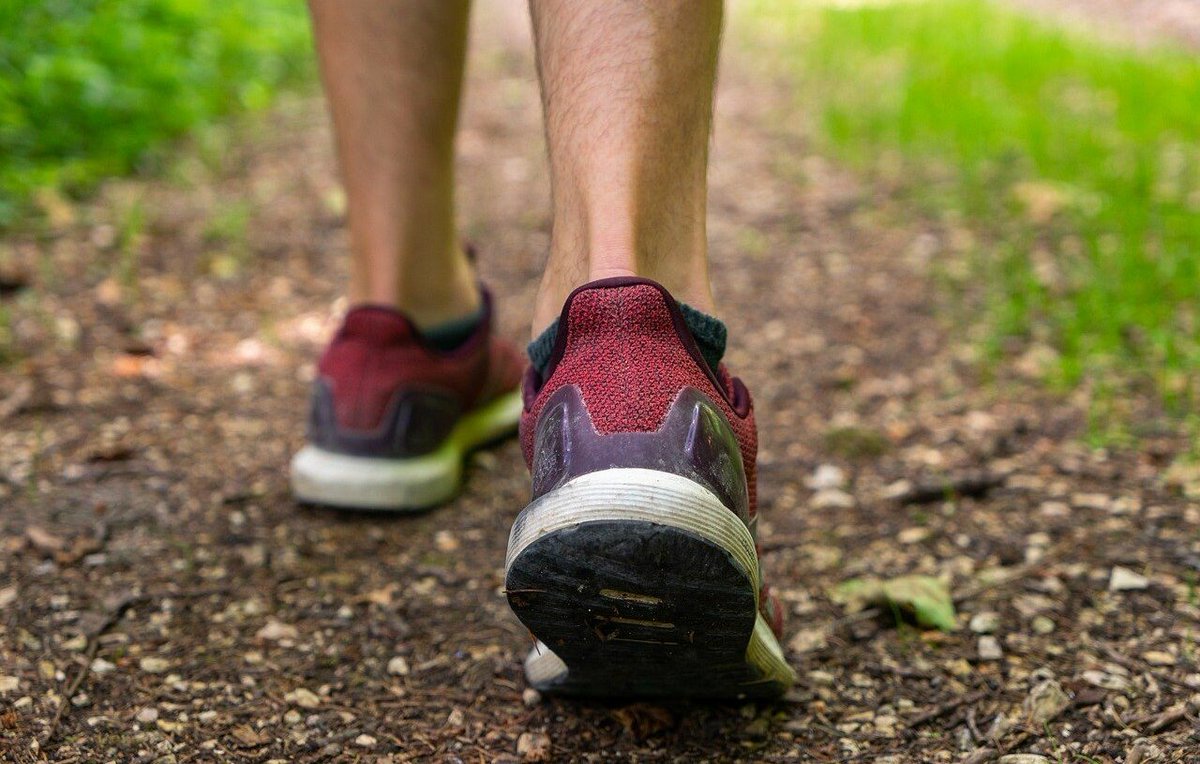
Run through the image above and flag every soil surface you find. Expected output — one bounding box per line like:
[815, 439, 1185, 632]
[2, 3, 1198, 762]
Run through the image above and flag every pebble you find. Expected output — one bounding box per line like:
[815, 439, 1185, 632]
[897, 527, 930, 544]
[978, 635, 1003, 661]
[806, 464, 846, 490]
[1142, 650, 1175, 666]
[386, 656, 410, 676]
[136, 707, 159, 724]
[1031, 616, 1056, 634]
[788, 628, 828, 653]
[256, 620, 299, 642]
[811, 489, 855, 509]
[90, 658, 116, 674]
[354, 734, 376, 748]
[1082, 670, 1131, 692]
[1023, 679, 1070, 725]
[969, 611, 1000, 634]
[139, 657, 170, 674]
[999, 756, 1052, 764]
[1072, 493, 1111, 511]
[285, 688, 321, 709]
[522, 688, 542, 708]
[283, 710, 302, 725]
[517, 731, 552, 762]
[1109, 566, 1150, 591]
[1038, 501, 1070, 518]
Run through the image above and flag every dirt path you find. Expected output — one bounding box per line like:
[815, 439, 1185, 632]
[2, 4, 1198, 762]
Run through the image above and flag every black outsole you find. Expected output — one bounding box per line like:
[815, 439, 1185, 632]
[505, 519, 785, 700]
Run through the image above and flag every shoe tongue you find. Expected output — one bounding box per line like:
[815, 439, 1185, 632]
[340, 305, 416, 344]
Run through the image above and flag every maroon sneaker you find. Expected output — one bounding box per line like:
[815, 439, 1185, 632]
[290, 289, 523, 510]
[504, 277, 795, 699]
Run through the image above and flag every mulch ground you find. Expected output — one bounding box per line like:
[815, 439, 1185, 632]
[2, 4, 1198, 762]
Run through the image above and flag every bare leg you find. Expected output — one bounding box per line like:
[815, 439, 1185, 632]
[529, 0, 723, 334]
[309, 0, 479, 327]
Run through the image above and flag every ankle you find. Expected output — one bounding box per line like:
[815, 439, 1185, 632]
[349, 243, 481, 328]
[531, 257, 716, 337]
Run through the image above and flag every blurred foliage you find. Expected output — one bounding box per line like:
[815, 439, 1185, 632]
[0, 0, 313, 227]
[746, 0, 1200, 431]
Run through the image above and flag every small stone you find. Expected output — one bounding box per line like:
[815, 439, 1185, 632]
[90, 658, 116, 675]
[136, 707, 159, 724]
[788, 628, 828, 654]
[283, 710, 302, 725]
[806, 464, 846, 491]
[517, 731, 552, 762]
[1023, 680, 1069, 725]
[1081, 670, 1131, 692]
[1142, 650, 1175, 666]
[1031, 616, 1056, 634]
[354, 734, 376, 748]
[1109, 496, 1141, 515]
[897, 527, 930, 544]
[881, 479, 913, 501]
[386, 656, 410, 676]
[522, 688, 542, 708]
[1109, 566, 1149, 592]
[873, 714, 897, 737]
[139, 657, 170, 674]
[987, 713, 1013, 740]
[969, 612, 1000, 634]
[285, 688, 321, 709]
[807, 670, 836, 686]
[433, 531, 459, 552]
[811, 489, 855, 509]
[999, 756, 1052, 764]
[946, 658, 974, 677]
[977, 635, 1003, 661]
[446, 708, 466, 728]
[1038, 501, 1070, 518]
[1072, 493, 1111, 511]
[255, 620, 299, 642]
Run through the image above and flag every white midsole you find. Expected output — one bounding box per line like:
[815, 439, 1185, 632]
[507, 467, 796, 690]
[290, 390, 522, 510]
[506, 468, 759, 576]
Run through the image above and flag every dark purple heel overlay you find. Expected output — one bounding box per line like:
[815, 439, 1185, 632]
[528, 385, 750, 523]
[307, 379, 461, 458]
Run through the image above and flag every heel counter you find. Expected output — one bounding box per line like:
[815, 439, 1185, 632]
[539, 282, 723, 435]
[529, 385, 750, 523]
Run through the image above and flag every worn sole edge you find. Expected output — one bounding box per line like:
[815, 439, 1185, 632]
[506, 467, 796, 696]
[289, 389, 522, 511]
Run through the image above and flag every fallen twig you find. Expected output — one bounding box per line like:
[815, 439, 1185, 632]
[891, 471, 1006, 505]
[907, 689, 990, 727]
[41, 587, 229, 748]
[42, 593, 147, 746]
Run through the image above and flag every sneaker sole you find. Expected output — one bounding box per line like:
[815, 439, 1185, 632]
[290, 390, 523, 511]
[504, 467, 796, 699]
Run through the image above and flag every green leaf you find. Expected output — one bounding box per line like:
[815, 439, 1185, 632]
[831, 575, 957, 632]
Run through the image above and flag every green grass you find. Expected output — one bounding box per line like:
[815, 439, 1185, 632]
[0, 0, 313, 228]
[744, 0, 1200, 428]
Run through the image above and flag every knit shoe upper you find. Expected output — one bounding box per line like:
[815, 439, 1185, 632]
[518, 277, 783, 638]
[309, 289, 523, 459]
